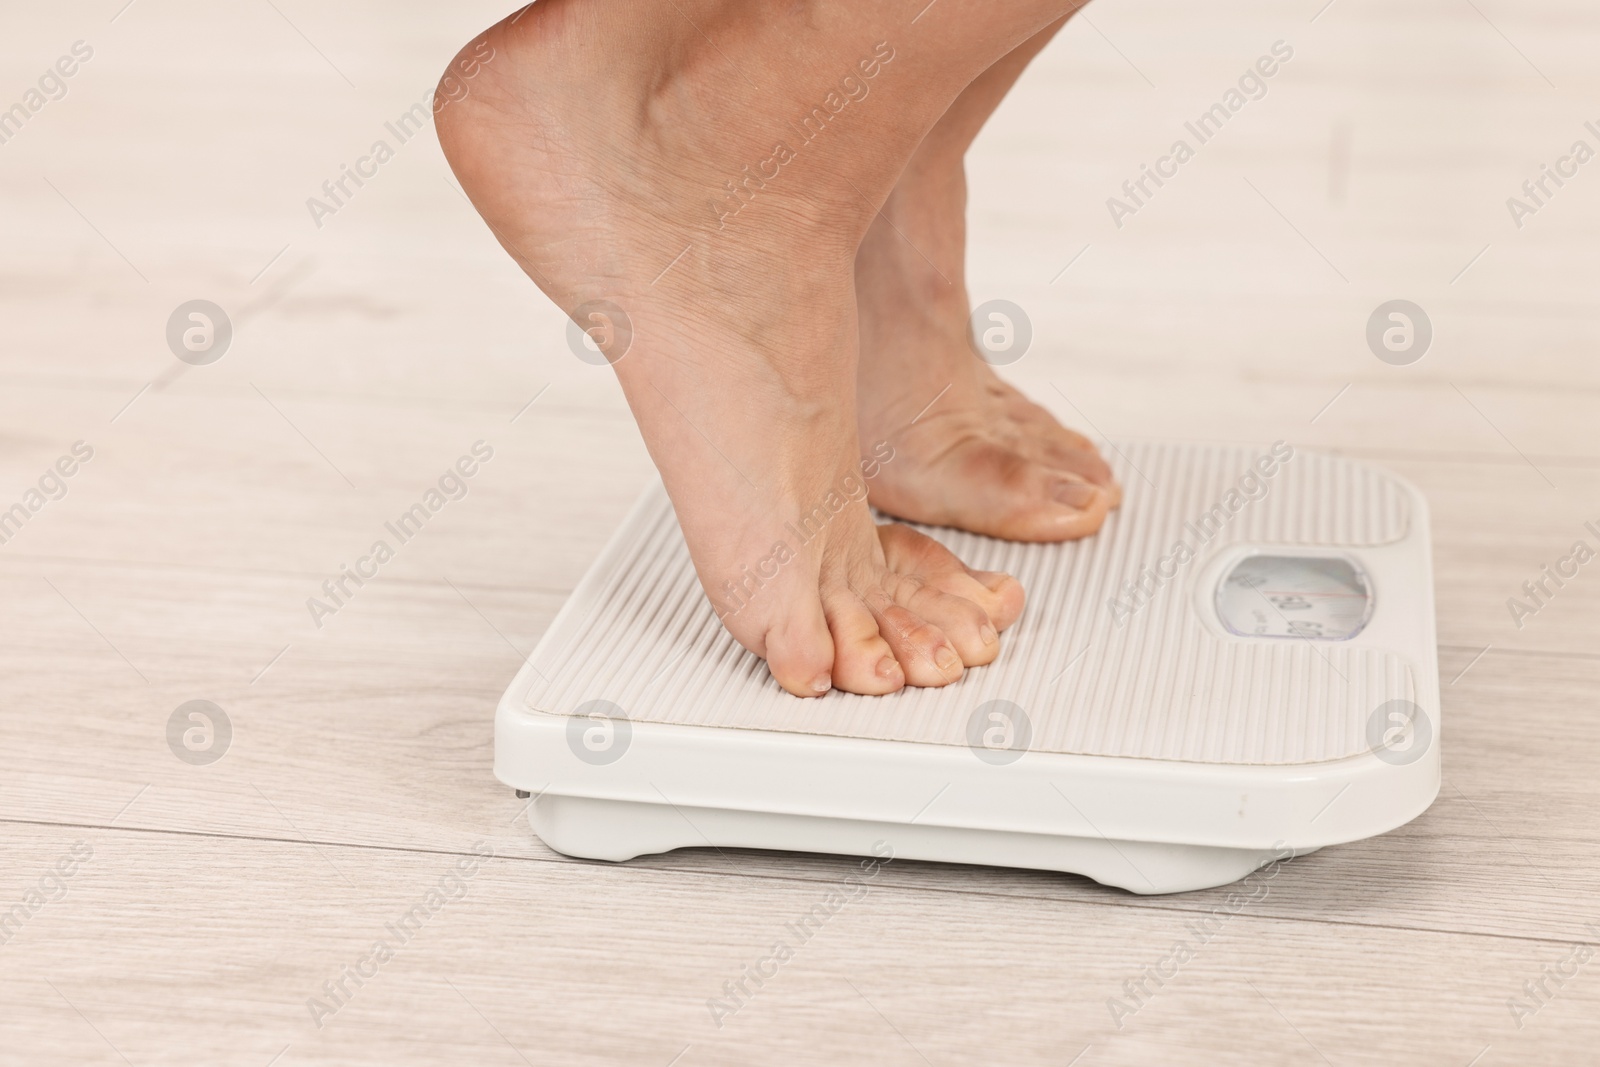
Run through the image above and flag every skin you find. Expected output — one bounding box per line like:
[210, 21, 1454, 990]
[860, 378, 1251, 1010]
[436, 0, 1114, 697]
[856, 12, 1123, 539]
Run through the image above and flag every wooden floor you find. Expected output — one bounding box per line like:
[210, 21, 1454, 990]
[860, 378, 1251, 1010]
[4, 0, 1599, 1063]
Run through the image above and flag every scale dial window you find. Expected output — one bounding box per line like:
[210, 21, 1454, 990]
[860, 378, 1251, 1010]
[1216, 554, 1373, 641]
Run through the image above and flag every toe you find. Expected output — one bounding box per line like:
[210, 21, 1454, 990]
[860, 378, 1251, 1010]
[1039, 474, 1114, 535]
[1104, 478, 1124, 510]
[866, 598, 964, 687]
[996, 392, 1122, 505]
[820, 588, 906, 696]
[1034, 439, 1122, 505]
[927, 441, 1112, 542]
[986, 447, 1112, 541]
[942, 566, 1026, 633]
[879, 524, 1025, 632]
[758, 597, 837, 698]
[895, 582, 1002, 667]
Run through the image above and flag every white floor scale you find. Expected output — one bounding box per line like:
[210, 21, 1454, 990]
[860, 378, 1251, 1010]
[496, 441, 1440, 894]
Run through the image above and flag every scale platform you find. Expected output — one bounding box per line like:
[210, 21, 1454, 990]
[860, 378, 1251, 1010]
[496, 441, 1440, 894]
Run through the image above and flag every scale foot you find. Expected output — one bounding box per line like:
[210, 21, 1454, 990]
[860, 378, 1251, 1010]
[514, 789, 531, 799]
[527, 793, 1304, 894]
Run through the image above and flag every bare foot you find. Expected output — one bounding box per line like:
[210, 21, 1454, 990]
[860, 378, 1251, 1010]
[855, 19, 1121, 542]
[856, 212, 1120, 541]
[435, 4, 1047, 696]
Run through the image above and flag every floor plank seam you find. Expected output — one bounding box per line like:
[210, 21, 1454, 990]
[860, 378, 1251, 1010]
[2, 815, 1592, 947]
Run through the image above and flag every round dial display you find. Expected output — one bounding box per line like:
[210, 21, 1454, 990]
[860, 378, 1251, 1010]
[1215, 554, 1373, 641]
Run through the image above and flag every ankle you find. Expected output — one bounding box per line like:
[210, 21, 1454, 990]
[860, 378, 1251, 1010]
[858, 212, 968, 326]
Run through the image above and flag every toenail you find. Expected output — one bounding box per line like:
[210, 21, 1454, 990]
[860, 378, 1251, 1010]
[876, 655, 901, 680]
[980, 623, 999, 645]
[810, 672, 832, 694]
[1052, 480, 1101, 509]
[934, 646, 961, 674]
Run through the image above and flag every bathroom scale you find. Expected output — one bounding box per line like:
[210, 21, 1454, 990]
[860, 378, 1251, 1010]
[495, 441, 1440, 894]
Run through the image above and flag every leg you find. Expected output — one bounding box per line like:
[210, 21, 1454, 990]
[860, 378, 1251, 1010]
[856, 13, 1123, 542]
[437, 0, 1085, 696]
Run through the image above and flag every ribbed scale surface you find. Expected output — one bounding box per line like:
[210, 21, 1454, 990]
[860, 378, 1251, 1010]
[527, 443, 1415, 765]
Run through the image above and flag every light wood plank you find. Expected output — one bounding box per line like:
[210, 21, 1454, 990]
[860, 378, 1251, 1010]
[2, 824, 1598, 1066]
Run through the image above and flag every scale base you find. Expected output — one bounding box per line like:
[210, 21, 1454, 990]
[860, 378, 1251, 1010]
[530, 793, 1311, 895]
